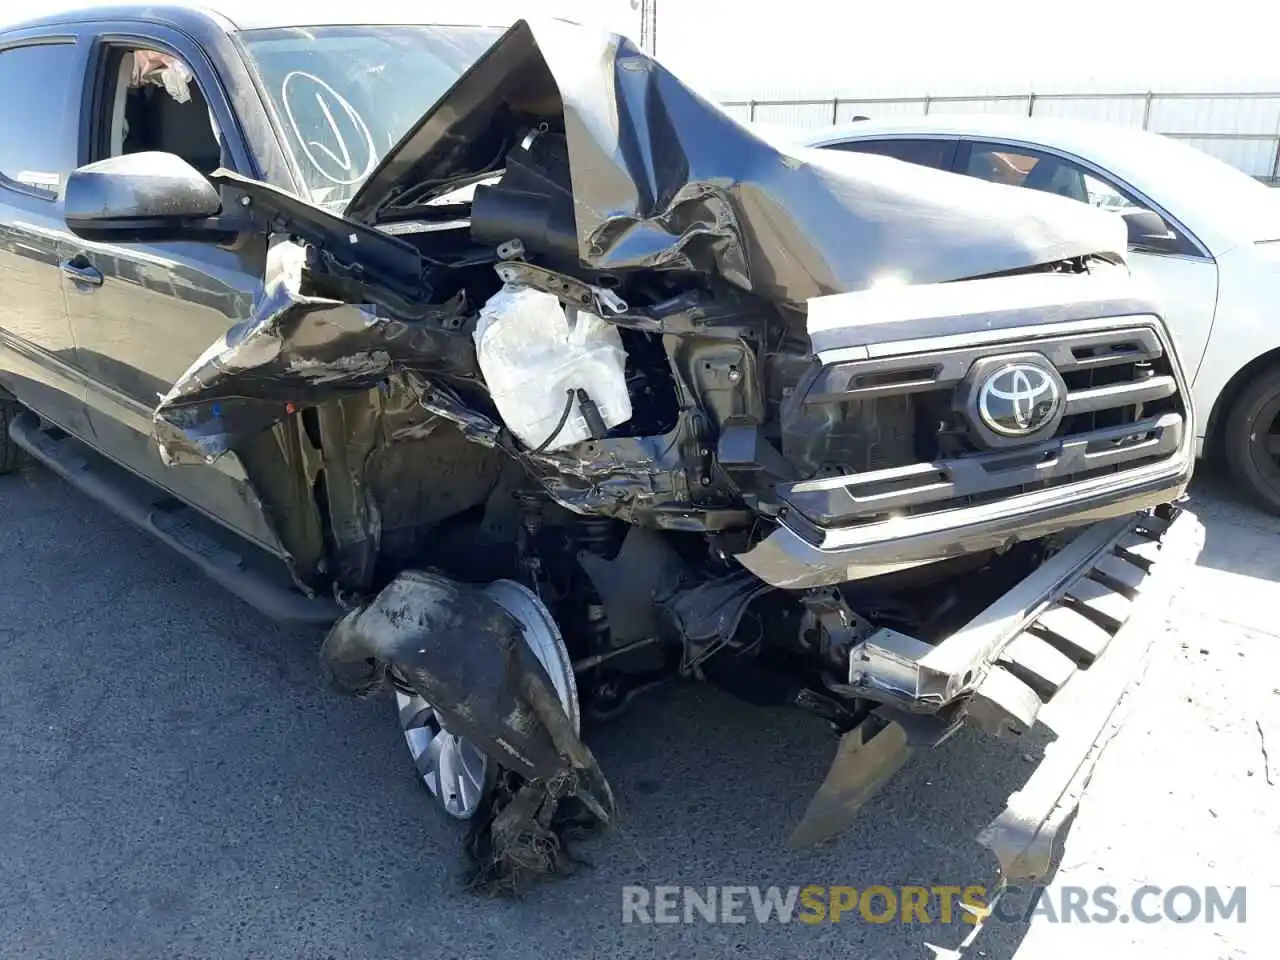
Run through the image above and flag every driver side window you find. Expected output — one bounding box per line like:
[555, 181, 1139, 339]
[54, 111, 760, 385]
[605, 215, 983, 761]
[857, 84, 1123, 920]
[95, 46, 226, 175]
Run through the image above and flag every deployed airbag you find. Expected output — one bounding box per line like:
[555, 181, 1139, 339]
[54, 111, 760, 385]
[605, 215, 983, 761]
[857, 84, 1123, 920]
[473, 284, 631, 453]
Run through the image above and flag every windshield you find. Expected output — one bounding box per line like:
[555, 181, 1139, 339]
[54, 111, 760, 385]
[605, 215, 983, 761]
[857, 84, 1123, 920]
[238, 25, 502, 209]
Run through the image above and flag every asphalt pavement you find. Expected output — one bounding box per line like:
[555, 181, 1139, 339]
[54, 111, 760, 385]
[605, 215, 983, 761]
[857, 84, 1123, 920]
[0, 460, 1275, 959]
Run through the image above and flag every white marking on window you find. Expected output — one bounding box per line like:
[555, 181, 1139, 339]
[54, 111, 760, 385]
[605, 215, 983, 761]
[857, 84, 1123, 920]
[280, 70, 377, 186]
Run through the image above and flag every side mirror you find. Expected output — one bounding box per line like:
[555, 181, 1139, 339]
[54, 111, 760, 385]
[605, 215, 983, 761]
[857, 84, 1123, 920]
[64, 152, 226, 243]
[1121, 208, 1180, 254]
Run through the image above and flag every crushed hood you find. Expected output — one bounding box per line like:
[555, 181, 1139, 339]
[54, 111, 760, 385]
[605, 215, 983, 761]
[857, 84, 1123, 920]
[345, 18, 1127, 306]
[153, 17, 1127, 469]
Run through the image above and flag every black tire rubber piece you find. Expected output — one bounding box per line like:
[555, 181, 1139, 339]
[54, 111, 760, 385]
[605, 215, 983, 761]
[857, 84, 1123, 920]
[1224, 365, 1280, 516]
[0, 397, 24, 475]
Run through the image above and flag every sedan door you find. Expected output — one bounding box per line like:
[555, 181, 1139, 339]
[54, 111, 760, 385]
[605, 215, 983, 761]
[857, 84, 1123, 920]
[956, 140, 1220, 382]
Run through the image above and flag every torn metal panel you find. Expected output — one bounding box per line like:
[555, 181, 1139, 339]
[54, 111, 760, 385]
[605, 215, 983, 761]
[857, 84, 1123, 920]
[308, 394, 382, 591]
[150, 241, 747, 539]
[153, 236, 479, 467]
[412, 371, 753, 530]
[233, 417, 328, 589]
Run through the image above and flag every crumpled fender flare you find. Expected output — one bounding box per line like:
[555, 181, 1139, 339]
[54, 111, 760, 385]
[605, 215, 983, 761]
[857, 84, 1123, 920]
[321, 569, 571, 779]
[321, 570, 615, 825]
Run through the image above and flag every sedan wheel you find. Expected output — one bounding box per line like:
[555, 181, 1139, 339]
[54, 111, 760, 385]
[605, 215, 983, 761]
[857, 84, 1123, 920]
[395, 579, 579, 820]
[1224, 366, 1280, 515]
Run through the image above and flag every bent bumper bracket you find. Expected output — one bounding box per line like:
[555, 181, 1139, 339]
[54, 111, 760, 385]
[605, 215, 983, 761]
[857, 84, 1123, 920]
[789, 503, 1203, 874]
[976, 504, 1204, 879]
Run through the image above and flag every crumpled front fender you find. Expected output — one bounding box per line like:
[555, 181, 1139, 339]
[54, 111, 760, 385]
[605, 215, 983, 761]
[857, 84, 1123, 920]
[152, 236, 478, 467]
[321, 569, 616, 894]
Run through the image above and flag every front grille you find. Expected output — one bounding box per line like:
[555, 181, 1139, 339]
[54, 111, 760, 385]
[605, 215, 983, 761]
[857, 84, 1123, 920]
[782, 325, 1187, 528]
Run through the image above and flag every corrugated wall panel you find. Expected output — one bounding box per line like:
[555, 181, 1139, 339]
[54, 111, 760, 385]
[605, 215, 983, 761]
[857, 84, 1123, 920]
[928, 98, 1032, 116]
[752, 102, 841, 127]
[836, 100, 927, 122]
[1148, 96, 1280, 134]
[1031, 96, 1148, 125]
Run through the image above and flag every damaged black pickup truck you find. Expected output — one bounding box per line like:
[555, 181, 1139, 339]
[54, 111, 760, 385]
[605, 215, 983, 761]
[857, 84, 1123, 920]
[0, 7, 1201, 890]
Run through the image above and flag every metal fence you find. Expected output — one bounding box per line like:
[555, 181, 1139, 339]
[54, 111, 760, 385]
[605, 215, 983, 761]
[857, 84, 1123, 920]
[721, 90, 1280, 182]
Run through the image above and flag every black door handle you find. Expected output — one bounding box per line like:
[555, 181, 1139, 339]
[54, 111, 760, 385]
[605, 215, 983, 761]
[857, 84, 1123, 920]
[60, 256, 103, 287]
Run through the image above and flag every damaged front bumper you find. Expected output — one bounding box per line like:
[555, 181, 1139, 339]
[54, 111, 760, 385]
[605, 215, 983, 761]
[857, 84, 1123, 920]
[792, 502, 1204, 879]
[737, 459, 1190, 590]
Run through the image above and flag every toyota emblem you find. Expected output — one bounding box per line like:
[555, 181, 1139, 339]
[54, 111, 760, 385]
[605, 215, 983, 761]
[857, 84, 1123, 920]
[977, 362, 1063, 437]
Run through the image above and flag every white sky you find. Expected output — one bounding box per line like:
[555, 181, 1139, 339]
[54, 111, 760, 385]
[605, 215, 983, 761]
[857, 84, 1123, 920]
[651, 0, 1280, 98]
[5, 0, 1279, 98]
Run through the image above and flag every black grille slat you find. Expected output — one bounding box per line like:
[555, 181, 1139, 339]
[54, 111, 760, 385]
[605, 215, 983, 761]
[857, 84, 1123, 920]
[784, 414, 1181, 524]
[785, 324, 1187, 528]
[815, 327, 1164, 404]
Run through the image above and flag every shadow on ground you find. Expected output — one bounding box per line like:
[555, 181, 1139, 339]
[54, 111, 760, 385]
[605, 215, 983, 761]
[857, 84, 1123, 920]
[1185, 463, 1280, 570]
[0, 463, 1062, 959]
[1175, 466, 1280, 642]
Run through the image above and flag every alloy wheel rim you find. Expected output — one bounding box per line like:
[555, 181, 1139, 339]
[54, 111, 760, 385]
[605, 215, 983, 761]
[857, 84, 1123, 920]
[396, 693, 492, 819]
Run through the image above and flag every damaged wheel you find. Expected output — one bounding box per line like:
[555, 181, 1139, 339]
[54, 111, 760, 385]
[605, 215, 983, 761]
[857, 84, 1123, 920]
[396, 696, 495, 819]
[395, 579, 579, 820]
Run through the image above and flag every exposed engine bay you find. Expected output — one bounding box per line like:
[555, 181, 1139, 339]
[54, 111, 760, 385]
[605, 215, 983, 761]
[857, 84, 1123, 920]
[147, 19, 1193, 891]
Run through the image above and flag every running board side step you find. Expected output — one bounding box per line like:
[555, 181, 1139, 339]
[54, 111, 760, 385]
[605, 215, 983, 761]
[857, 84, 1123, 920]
[9, 412, 339, 625]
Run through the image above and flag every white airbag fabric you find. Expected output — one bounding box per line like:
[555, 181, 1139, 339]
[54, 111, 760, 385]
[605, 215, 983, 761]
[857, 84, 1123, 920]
[474, 284, 631, 452]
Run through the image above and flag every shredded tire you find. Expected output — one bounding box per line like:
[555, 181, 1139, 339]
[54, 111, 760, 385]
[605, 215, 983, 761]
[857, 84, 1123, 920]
[463, 772, 603, 896]
[319, 588, 616, 896]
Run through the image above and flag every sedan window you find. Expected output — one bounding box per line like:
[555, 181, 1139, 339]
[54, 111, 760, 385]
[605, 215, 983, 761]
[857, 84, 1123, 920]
[1081, 173, 1141, 212]
[962, 140, 1199, 257]
[963, 145, 1090, 203]
[824, 138, 954, 171]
